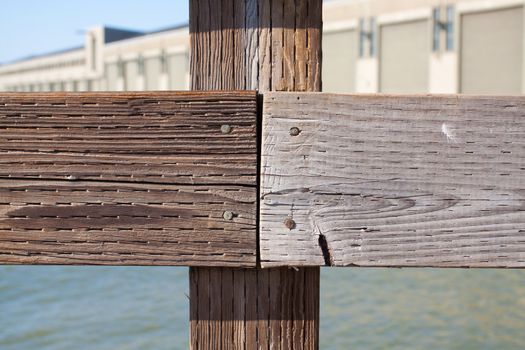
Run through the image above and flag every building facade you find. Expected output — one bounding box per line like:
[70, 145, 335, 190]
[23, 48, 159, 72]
[0, 0, 523, 95]
[0, 25, 189, 93]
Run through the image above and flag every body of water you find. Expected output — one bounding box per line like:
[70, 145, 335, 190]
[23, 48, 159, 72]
[0, 267, 524, 349]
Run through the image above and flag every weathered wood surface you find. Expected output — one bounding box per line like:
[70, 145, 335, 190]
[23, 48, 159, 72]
[190, 0, 322, 92]
[261, 92, 525, 268]
[190, 266, 319, 350]
[189, 1, 322, 349]
[0, 91, 257, 266]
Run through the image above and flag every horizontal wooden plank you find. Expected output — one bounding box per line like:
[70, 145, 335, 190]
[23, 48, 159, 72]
[260, 92, 525, 267]
[0, 92, 257, 266]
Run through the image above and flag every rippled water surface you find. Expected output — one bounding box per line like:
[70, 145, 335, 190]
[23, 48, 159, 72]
[1, 267, 524, 349]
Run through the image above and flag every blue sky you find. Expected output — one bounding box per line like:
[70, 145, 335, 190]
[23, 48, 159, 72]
[0, 0, 189, 64]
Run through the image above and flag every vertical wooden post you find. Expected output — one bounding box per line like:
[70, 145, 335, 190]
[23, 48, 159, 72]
[189, 0, 322, 348]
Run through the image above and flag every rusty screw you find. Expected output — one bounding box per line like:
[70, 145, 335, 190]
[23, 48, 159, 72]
[222, 211, 234, 221]
[284, 217, 296, 230]
[289, 127, 301, 136]
[221, 124, 232, 134]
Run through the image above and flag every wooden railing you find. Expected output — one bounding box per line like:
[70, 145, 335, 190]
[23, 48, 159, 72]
[260, 92, 525, 268]
[2, 91, 522, 268]
[0, 91, 258, 266]
[1, 0, 524, 349]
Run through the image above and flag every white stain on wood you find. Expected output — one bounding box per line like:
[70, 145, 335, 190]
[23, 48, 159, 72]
[441, 122, 458, 143]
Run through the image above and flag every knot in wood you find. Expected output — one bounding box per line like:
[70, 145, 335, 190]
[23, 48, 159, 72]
[284, 217, 296, 230]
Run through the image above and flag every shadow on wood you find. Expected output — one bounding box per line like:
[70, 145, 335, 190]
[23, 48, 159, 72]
[190, 267, 319, 348]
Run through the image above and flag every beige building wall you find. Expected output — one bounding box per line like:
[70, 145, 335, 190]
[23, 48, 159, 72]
[460, 5, 523, 94]
[323, 29, 358, 92]
[145, 57, 161, 90]
[124, 60, 140, 91]
[105, 62, 119, 91]
[322, 0, 525, 94]
[379, 19, 430, 93]
[1, 0, 524, 95]
[0, 25, 190, 92]
[168, 53, 189, 90]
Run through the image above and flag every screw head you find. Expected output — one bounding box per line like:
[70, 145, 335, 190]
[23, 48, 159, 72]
[284, 217, 296, 230]
[289, 127, 301, 136]
[221, 125, 232, 134]
[222, 211, 234, 221]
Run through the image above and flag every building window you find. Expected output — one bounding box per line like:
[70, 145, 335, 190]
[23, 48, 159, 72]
[446, 5, 454, 51]
[359, 18, 365, 58]
[369, 18, 376, 57]
[433, 7, 441, 52]
[359, 18, 376, 58]
[433, 5, 455, 52]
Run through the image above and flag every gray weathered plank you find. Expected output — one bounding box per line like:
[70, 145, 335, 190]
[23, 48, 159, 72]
[0, 91, 257, 266]
[260, 92, 525, 267]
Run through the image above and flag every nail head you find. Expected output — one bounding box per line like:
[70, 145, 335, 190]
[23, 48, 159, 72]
[222, 211, 234, 221]
[289, 127, 301, 136]
[221, 125, 232, 134]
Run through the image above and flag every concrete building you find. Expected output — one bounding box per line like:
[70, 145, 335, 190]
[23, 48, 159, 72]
[0, 25, 189, 92]
[0, 0, 523, 95]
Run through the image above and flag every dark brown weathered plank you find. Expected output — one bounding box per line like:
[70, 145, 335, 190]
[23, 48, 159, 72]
[261, 92, 525, 268]
[0, 91, 257, 266]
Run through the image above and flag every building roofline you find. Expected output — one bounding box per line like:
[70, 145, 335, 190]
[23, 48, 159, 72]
[3, 46, 84, 65]
[1, 22, 188, 66]
[146, 22, 189, 35]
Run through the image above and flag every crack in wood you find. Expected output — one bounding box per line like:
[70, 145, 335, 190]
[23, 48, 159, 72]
[317, 233, 333, 266]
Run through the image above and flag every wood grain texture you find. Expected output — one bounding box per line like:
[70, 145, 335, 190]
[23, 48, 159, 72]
[189, 1, 322, 349]
[0, 91, 257, 266]
[261, 92, 525, 268]
[189, 267, 319, 350]
[190, 0, 322, 91]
